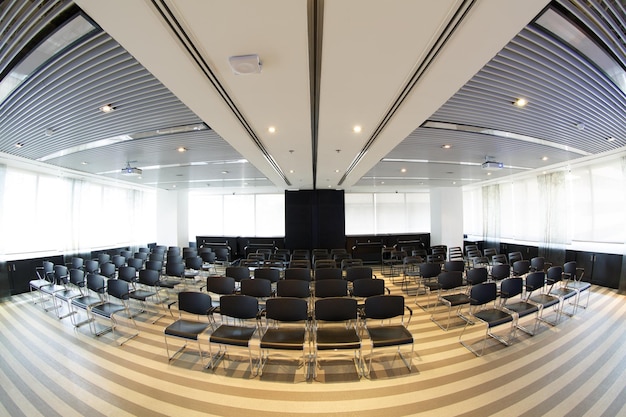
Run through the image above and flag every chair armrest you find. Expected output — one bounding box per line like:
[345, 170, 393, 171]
[404, 305, 413, 325]
[384, 286, 390, 294]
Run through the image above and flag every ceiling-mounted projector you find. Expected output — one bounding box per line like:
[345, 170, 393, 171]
[482, 161, 504, 170]
[121, 166, 142, 176]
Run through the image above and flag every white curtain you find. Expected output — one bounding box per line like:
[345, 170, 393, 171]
[537, 171, 567, 265]
[482, 184, 500, 248]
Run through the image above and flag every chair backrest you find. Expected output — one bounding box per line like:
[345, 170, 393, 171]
[345, 266, 373, 282]
[54, 264, 69, 284]
[500, 277, 523, 300]
[145, 260, 163, 272]
[265, 297, 308, 322]
[107, 279, 131, 301]
[437, 271, 464, 290]
[118, 266, 137, 283]
[225, 266, 250, 281]
[508, 251, 523, 264]
[97, 253, 111, 264]
[206, 276, 236, 295]
[444, 260, 465, 273]
[512, 260, 530, 276]
[166, 262, 185, 277]
[314, 279, 348, 298]
[219, 295, 258, 319]
[412, 249, 428, 258]
[84, 260, 99, 274]
[547, 266, 564, 284]
[483, 248, 498, 257]
[276, 279, 310, 298]
[427, 254, 445, 264]
[448, 247, 464, 261]
[263, 260, 285, 269]
[530, 256, 545, 272]
[289, 259, 311, 269]
[465, 245, 479, 255]
[419, 262, 441, 279]
[254, 267, 280, 283]
[240, 278, 272, 298]
[352, 278, 386, 298]
[149, 251, 165, 262]
[201, 251, 216, 263]
[166, 255, 183, 264]
[214, 247, 230, 261]
[364, 295, 405, 320]
[178, 291, 213, 315]
[292, 249, 310, 259]
[120, 250, 133, 260]
[240, 260, 258, 270]
[525, 271, 546, 292]
[185, 256, 203, 270]
[111, 255, 126, 268]
[284, 267, 311, 281]
[248, 253, 265, 261]
[466, 267, 488, 285]
[469, 282, 498, 306]
[315, 297, 357, 322]
[491, 254, 508, 265]
[70, 257, 84, 270]
[315, 268, 342, 281]
[490, 264, 511, 280]
[126, 257, 143, 270]
[138, 269, 160, 286]
[564, 261, 578, 280]
[330, 248, 347, 256]
[69, 268, 85, 287]
[100, 262, 116, 279]
[86, 273, 107, 295]
[472, 256, 490, 269]
[341, 258, 363, 270]
[315, 259, 336, 269]
[138, 247, 151, 254]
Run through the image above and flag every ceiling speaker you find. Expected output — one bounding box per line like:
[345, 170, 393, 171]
[228, 54, 262, 75]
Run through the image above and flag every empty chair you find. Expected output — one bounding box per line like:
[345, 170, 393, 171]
[66, 257, 84, 271]
[459, 282, 516, 356]
[262, 259, 285, 270]
[247, 253, 265, 262]
[314, 279, 348, 298]
[164, 291, 215, 367]
[88, 279, 139, 345]
[213, 247, 230, 266]
[70, 273, 107, 328]
[40, 265, 71, 316]
[52, 268, 86, 319]
[149, 251, 165, 262]
[333, 252, 352, 268]
[345, 266, 374, 283]
[276, 279, 311, 299]
[490, 264, 511, 281]
[431, 246, 447, 261]
[430, 271, 470, 331]
[314, 268, 342, 281]
[84, 259, 100, 274]
[512, 260, 530, 278]
[530, 256, 546, 272]
[256, 248, 273, 260]
[240, 278, 273, 309]
[97, 253, 111, 265]
[284, 267, 312, 282]
[200, 251, 217, 273]
[464, 245, 479, 256]
[448, 247, 464, 262]
[29, 260, 55, 305]
[100, 262, 117, 279]
[508, 251, 523, 264]
[330, 248, 347, 256]
[412, 249, 428, 258]
[466, 267, 489, 286]
[472, 256, 490, 269]
[224, 266, 250, 283]
[126, 257, 144, 271]
[117, 266, 137, 285]
[547, 265, 578, 318]
[258, 297, 311, 378]
[289, 259, 311, 269]
[491, 254, 508, 265]
[314, 259, 337, 269]
[292, 249, 310, 260]
[138, 247, 151, 254]
[165, 262, 185, 284]
[351, 278, 388, 303]
[111, 254, 126, 269]
[444, 260, 465, 273]
[120, 250, 133, 260]
[184, 256, 204, 285]
[145, 260, 163, 272]
[341, 258, 363, 270]
[254, 267, 281, 284]
[313, 297, 362, 378]
[205, 276, 236, 308]
[564, 261, 591, 310]
[414, 262, 442, 309]
[401, 256, 421, 293]
[483, 248, 498, 258]
[166, 254, 183, 265]
[525, 271, 561, 326]
[208, 295, 259, 373]
[426, 253, 445, 264]
[500, 277, 540, 336]
[363, 295, 414, 376]
[241, 259, 262, 269]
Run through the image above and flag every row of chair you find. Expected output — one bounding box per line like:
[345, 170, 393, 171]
[165, 291, 413, 379]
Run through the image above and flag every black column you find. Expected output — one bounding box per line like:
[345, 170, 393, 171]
[285, 190, 345, 250]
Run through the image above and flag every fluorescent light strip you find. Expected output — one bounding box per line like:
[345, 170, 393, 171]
[38, 123, 209, 162]
[96, 158, 248, 175]
[381, 158, 531, 171]
[422, 121, 591, 156]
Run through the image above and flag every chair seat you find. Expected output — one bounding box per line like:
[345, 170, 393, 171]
[367, 326, 413, 348]
[441, 293, 471, 307]
[504, 301, 538, 318]
[157, 280, 180, 289]
[40, 284, 65, 295]
[91, 302, 126, 319]
[29, 279, 51, 290]
[567, 281, 591, 291]
[316, 328, 360, 350]
[474, 309, 513, 328]
[550, 287, 577, 300]
[165, 319, 210, 340]
[54, 289, 82, 301]
[129, 289, 157, 301]
[260, 328, 306, 350]
[210, 325, 256, 347]
[71, 295, 102, 309]
[529, 294, 559, 308]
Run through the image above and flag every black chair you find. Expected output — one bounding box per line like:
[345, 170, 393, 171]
[52, 268, 86, 319]
[448, 246, 464, 262]
[111, 254, 126, 269]
[165, 261, 185, 282]
[208, 295, 259, 374]
[491, 254, 508, 265]
[284, 267, 312, 282]
[200, 251, 217, 274]
[483, 248, 498, 258]
[530, 256, 546, 272]
[70, 273, 107, 328]
[547, 265, 578, 319]
[276, 279, 311, 299]
[88, 279, 139, 345]
[500, 277, 540, 336]
[145, 260, 163, 273]
[138, 247, 151, 254]
[225, 266, 250, 283]
[508, 251, 523, 264]
[118, 266, 137, 284]
[430, 271, 471, 331]
[459, 282, 516, 356]
[363, 295, 414, 376]
[289, 259, 311, 269]
[471, 256, 490, 269]
[84, 259, 100, 274]
[314, 259, 337, 270]
[511, 260, 530, 278]
[120, 250, 133, 261]
[40, 265, 71, 316]
[66, 256, 84, 271]
[97, 253, 111, 265]
[184, 256, 204, 285]
[29, 260, 55, 305]
[240, 278, 273, 310]
[254, 267, 281, 284]
[466, 267, 488, 286]
[215, 247, 232, 267]
[164, 291, 215, 367]
[525, 271, 561, 326]
[341, 258, 363, 270]
[415, 262, 442, 309]
[100, 262, 117, 279]
[490, 264, 511, 281]
[134, 251, 148, 262]
[258, 297, 311, 378]
[126, 257, 144, 271]
[135, 268, 166, 322]
[401, 256, 421, 293]
[314, 268, 342, 281]
[314, 279, 348, 298]
[564, 261, 591, 311]
[313, 297, 362, 378]
[345, 266, 374, 283]
[444, 260, 465, 273]
[352, 278, 388, 299]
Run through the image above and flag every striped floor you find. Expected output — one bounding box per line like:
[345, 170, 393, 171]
[1, 273, 626, 417]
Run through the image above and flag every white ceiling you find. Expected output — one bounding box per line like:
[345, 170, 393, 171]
[1, 0, 625, 193]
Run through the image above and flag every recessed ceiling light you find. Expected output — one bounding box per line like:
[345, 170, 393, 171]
[14, 142, 24, 148]
[328, 185, 332, 188]
[99, 104, 115, 113]
[268, 126, 276, 133]
[289, 169, 294, 174]
[243, 182, 249, 186]
[400, 168, 407, 173]
[452, 181, 457, 185]
[335, 169, 340, 173]
[380, 181, 385, 184]
[541, 156, 549, 161]
[172, 184, 177, 188]
[81, 161, 88, 165]
[513, 98, 528, 107]
[177, 147, 187, 152]
[607, 137, 616, 142]
[221, 170, 229, 174]
[487, 172, 492, 176]
[353, 125, 362, 133]
[441, 144, 451, 149]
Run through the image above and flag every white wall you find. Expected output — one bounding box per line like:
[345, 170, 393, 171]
[156, 189, 178, 247]
[430, 187, 464, 250]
